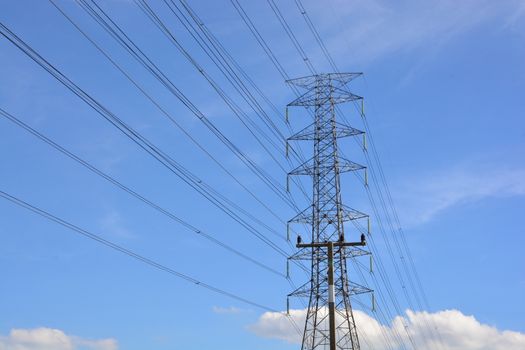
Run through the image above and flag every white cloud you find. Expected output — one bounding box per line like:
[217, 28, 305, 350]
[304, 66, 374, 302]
[249, 308, 525, 350]
[0, 328, 117, 350]
[396, 166, 525, 226]
[247, 308, 306, 343]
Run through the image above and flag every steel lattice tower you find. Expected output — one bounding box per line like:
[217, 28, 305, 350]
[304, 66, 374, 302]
[286, 73, 372, 350]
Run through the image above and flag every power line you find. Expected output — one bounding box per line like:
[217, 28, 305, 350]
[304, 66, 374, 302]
[275, 1, 447, 346]
[266, 0, 316, 74]
[156, 0, 315, 247]
[132, 0, 314, 264]
[359, 109, 448, 348]
[0, 106, 285, 279]
[1, 2, 444, 346]
[0, 21, 293, 262]
[0, 189, 278, 312]
[176, 0, 308, 159]
[71, 0, 296, 211]
[1, 15, 308, 330]
[292, 0, 339, 72]
[226, 0, 325, 246]
[157, 0, 312, 201]
[166, 0, 286, 145]
[288, 5, 443, 341]
[232, 0, 437, 347]
[49, 0, 289, 234]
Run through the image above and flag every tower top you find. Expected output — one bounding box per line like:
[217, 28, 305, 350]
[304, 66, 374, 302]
[286, 72, 363, 89]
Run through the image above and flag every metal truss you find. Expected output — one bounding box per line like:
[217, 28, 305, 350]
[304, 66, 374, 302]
[286, 73, 371, 350]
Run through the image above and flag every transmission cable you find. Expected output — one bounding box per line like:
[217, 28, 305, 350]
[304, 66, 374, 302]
[72, 0, 296, 211]
[48, 0, 289, 234]
[231, 1, 426, 348]
[162, 0, 313, 246]
[177, 0, 308, 161]
[139, 0, 314, 262]
[278, 0, 446, 346]
[0, 107, 285, 278]
[157, 0, 311, 201]
[291, 4, 444, 340]
[0, 22, 297, 263]
[265, 0, 316, 74]
[0, 189, 279, 312]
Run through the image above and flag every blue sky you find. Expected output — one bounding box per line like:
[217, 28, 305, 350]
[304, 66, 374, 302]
[0, 0, 524, 349]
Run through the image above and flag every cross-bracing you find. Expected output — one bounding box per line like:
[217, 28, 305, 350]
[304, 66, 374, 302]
[287, 73, 372, 350]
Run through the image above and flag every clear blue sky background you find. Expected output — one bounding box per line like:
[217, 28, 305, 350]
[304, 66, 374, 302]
[0, 0, 524, 349]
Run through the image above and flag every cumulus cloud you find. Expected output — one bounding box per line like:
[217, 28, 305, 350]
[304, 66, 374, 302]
[249, 308, 525, 350]
[0, 328, 118, 350]
[248, 308, 306, 343]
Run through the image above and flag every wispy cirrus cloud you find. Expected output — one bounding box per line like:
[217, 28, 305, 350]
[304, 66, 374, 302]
[249, 308, 525, 349]
[0, 328, 117, 350]
[395, 165, 525, 226]
[98, 210, 135, 239]
[311, 0, 525, 65]
[505, 1, 525, 28]
[212, 306, 246, 314]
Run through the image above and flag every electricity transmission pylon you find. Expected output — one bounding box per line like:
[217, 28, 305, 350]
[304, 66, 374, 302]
[286, 73, 372, 350]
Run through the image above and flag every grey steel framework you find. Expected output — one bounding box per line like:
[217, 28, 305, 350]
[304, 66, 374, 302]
[286, 73, 372, 350]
